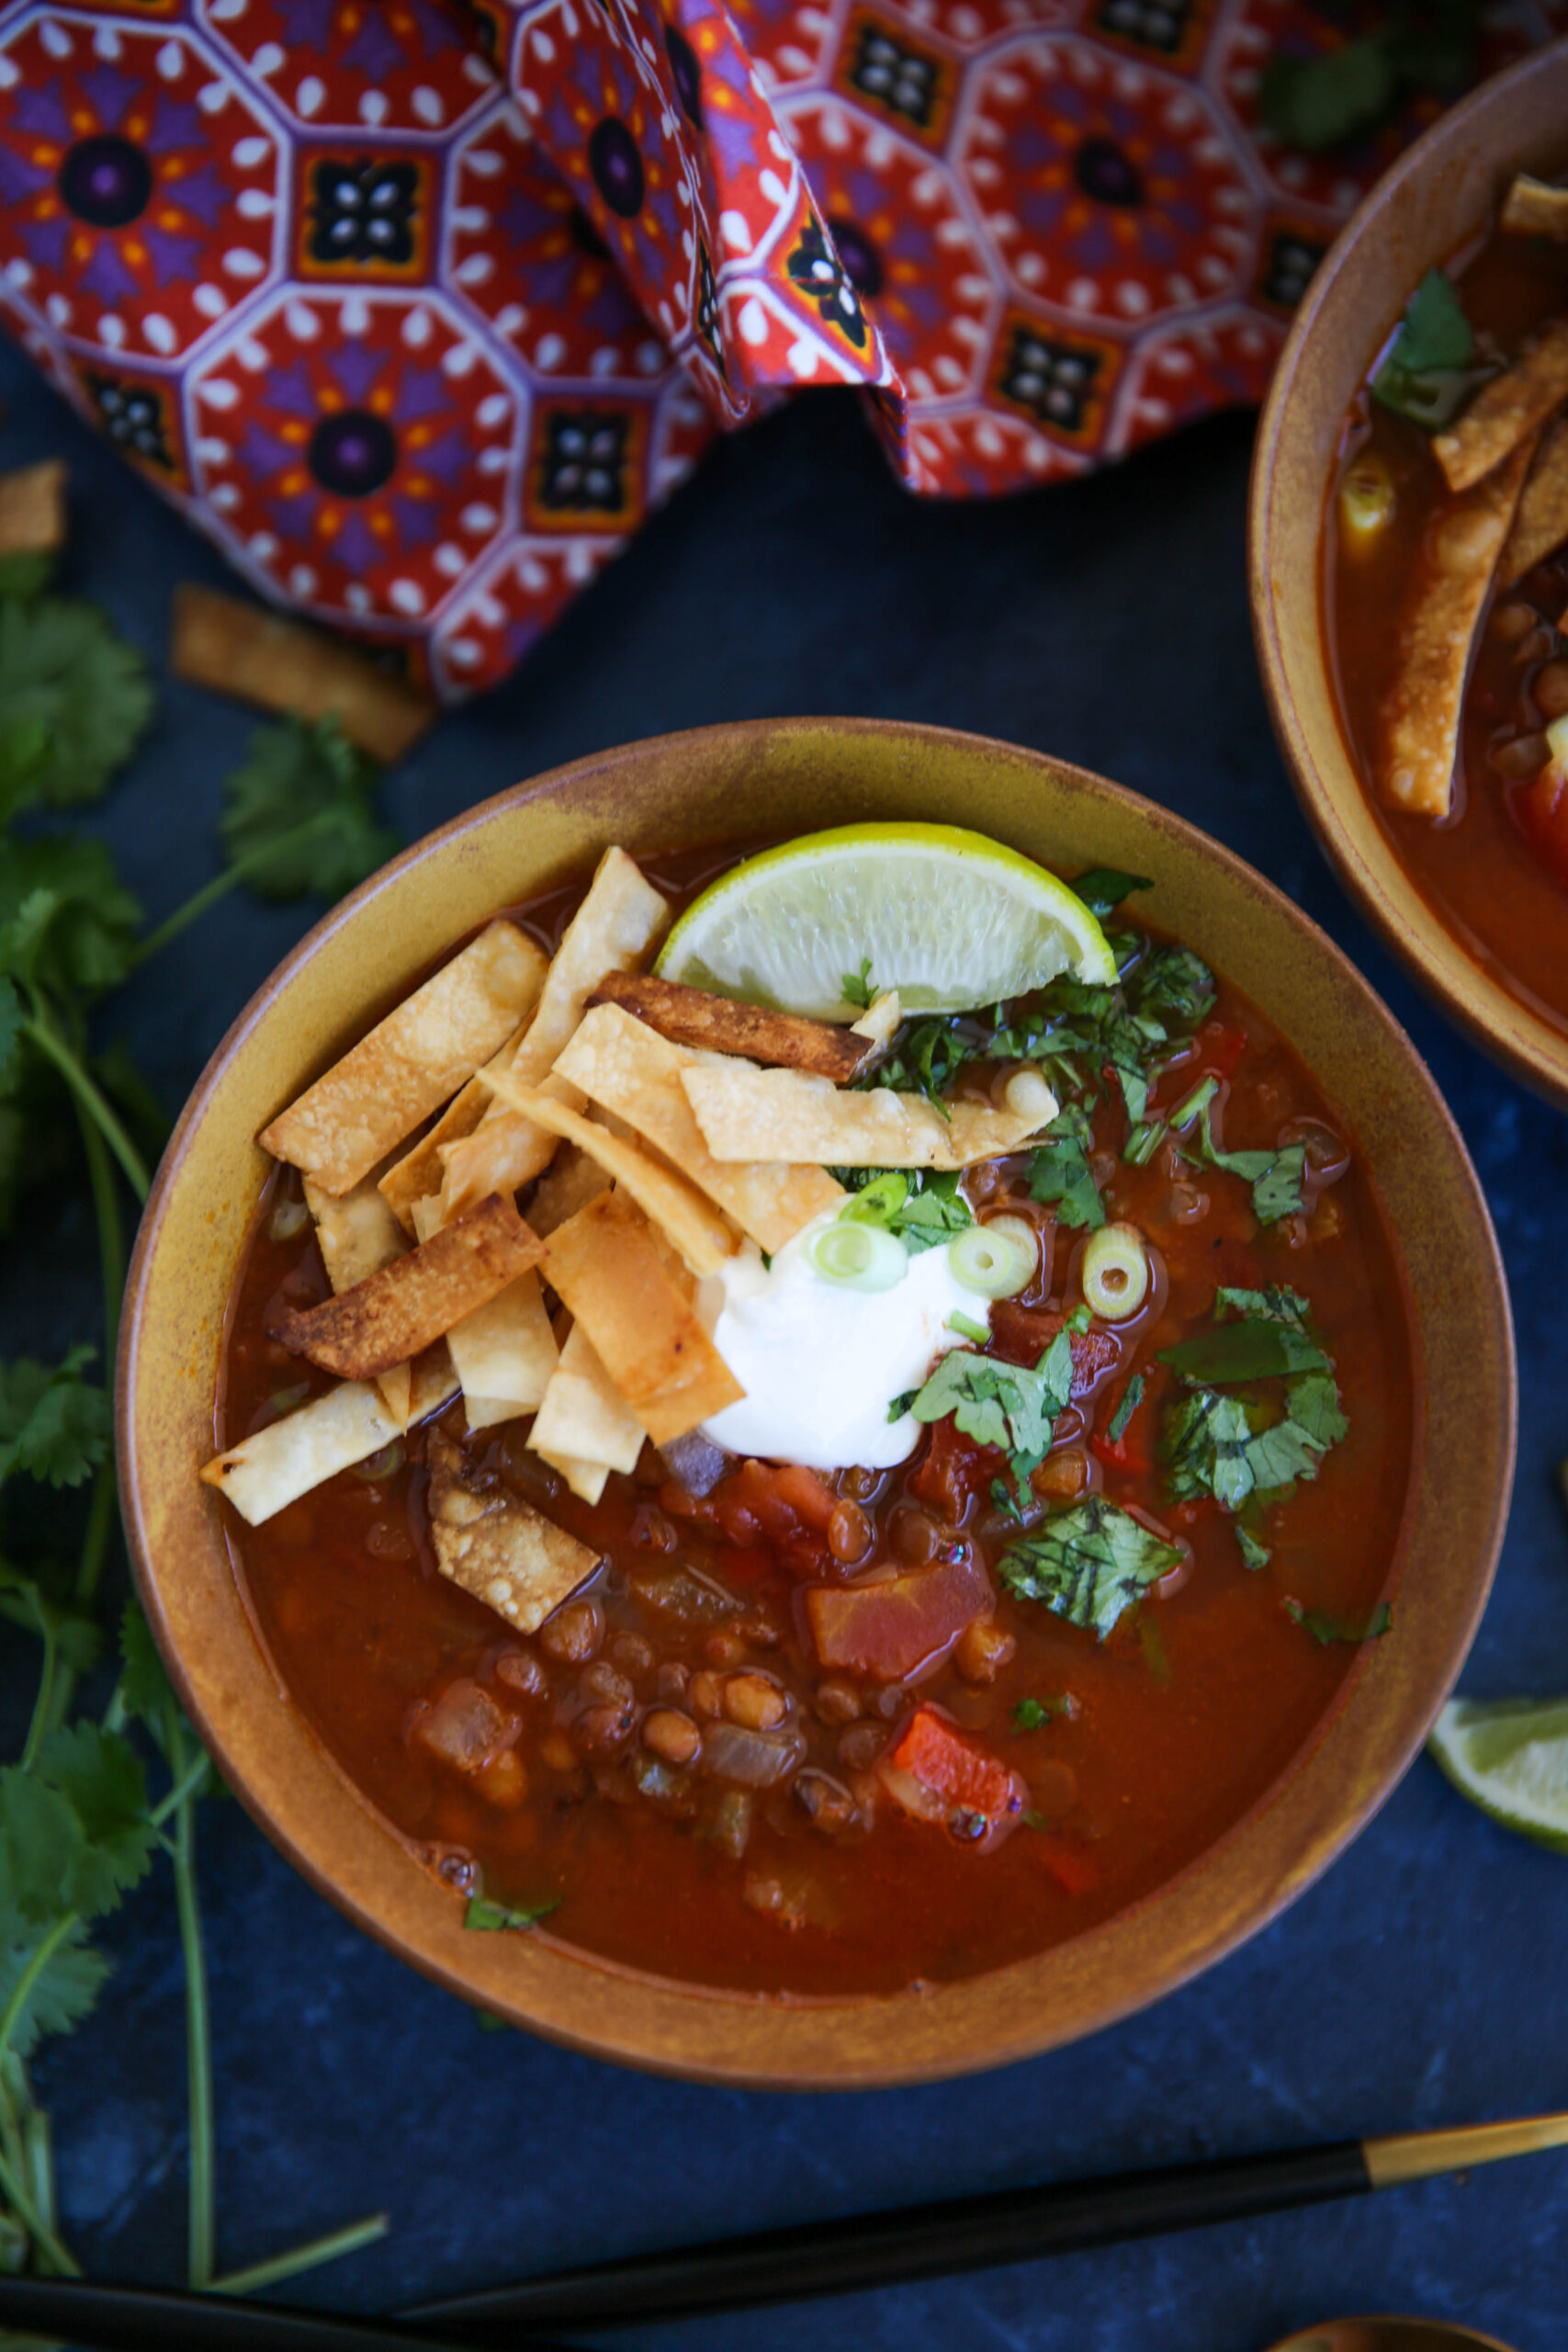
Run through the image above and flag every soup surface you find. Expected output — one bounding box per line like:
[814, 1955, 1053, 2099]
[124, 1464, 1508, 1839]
[1325, 176, 1568, 1030]
[215, 842, 1415, 1997]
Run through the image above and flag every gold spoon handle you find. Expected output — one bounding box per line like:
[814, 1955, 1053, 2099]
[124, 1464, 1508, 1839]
[1365, 2110, 1568, 2187]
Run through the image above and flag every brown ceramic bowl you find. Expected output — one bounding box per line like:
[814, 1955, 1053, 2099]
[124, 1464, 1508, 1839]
[1250, 42, 1568, 1107]
[118, 718, 1514, 2088]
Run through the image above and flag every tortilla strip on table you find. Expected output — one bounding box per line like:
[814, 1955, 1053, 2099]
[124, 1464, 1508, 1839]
[260, 920, 547, 1197]
[305, 1171, 413, 1423]
[378, 1017, 533, 1232]
[586, 970, 874, 1081]
[200, 1380, 400, 1526]
[529, 1322, 648, 1506]
[0, 458, 65, 560]
[1501, 175, 1568, 242]
[540, 1190, 743, 1445]
[438, 848, 670, 1223]
[171, 582, 437, 761]
[444, 1269, 558, 1431]
[554, 1002, 842, 1254]
[1432, 319, 1568, 493]
[1500, 413, 1568, 585]
[479, 1071, 737, 1275]
[426, 1427, 600, 1634]
[267, 1193, 543, 1380]
[1378, 435, 1537, 818]
[680, 1063, 1054, 1170]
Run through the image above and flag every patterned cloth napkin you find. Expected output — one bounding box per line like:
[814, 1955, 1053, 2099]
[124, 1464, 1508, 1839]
[0, 0, 1555, 701]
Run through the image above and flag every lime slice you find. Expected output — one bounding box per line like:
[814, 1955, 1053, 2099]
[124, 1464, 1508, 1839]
[657, 822, 1117, 1019]
[1428, 1697, 1568, 1852]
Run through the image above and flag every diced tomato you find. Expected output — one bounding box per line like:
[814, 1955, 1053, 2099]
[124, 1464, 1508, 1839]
[877, 1704, 1026, 1852]
[989, 1306, 1122, 1399]
[907, 1414, 1002, 1520]
[806, 1553, 991, 1682]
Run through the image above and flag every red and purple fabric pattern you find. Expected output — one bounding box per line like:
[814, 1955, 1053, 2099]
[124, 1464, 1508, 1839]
[0, 0, 1556, 699]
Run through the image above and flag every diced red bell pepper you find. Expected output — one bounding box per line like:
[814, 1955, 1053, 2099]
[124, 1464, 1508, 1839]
[878, 1705, 1027, 1852]
[806, 1553, 991, 1682]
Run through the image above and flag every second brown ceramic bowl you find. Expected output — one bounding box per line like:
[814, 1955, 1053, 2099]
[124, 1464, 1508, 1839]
[118, 718, 1514, 2088]
[1250, 41, 1568, 1107]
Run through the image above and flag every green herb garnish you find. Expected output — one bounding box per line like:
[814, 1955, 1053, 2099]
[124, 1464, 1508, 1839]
[464, 1891, 564, 1931]
[998, 1496, 1183, 1641]
[1028, 1104, 1105, 1230]
[840, 1167, 971, 1253]
[946, 1309, 990, 1344]
[909, 1328, 1076, 1498]
[840, 956, 875, 1011]
[1285, 1600, 1393, 1646]
[1259, 2, 1482, 160]
[1104, 1374, 1145, 1447]
[1011, 1693, 1076, 1732]
[1070, 868, 1152, 919]
[1372, 268, 1481, 430]
[1161, 1286, 1348, 1521]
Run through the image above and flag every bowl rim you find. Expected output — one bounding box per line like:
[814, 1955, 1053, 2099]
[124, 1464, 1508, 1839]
[1248, 39, 1568, 1108]
[117, 715, 1516, 2088]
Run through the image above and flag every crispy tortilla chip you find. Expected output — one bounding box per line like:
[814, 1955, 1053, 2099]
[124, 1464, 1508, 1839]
[555, 1002, 840, 1254]
[171, 582, 436, 761]
[852, 989, 902, 1050]
[378, 1014, 536, 1233]
[586, 970, 872, 1080]
[305, 1172, 412, 1420]
[426, 1426, 600, 1634]
[261, 920, 546, 1196]
[1502, 175, 1568, 242]
[407, 1341, 459, 1427]
[1500, 413, 1568, 585]
[530, 1323, 647, 1504]
[0, 458, 64, 560]
[439, 849, 670, 1221]
[268, 1193, 543, 1380]
[201, 1381, 399, 1526]
[1433, 320, 1568, 493]
[527, 1144, 610, 1237]
[1379, 435, 1536, 817]
[680, 1063, 1053, 1170]
[540, 1190, 743, 1444]
[445, 1269, 558, 1427]
[480, 1071, 737, 1274]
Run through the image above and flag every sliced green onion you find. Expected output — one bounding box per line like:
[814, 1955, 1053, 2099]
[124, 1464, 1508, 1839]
[1002, 1067, 1054, 1125]
[948, 1216, 1037, 1298]
[947, 1309, 990, 1344]
[1080, 1222, 1148, 1322]
[807, 1219, 907, 1292]
[269, 1196, 310, 1242]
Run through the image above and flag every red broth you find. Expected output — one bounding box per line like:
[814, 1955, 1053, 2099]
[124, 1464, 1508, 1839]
[1325, 195, 1568, 1031]
[215, 844, 1416, 1997]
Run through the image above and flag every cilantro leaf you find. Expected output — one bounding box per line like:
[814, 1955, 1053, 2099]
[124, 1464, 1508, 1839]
[840, 957, 874, 1011]
[0, 1562, 101, 1674]
[1011, 1693, 1075, 1732]
[0, 1905, 109, 2057]
[34, 1725, 157, 1907]
[910, 1334, 1076, 1492]
[1157, 1321, 1328, 1384]
[220, 717, 397, 902]
[1251, 1142, 1308, 1224]
[0, 596, 152, 807]
[1235, 1525, 1271, 1571]
[840, 1168, 971, 1253]
[0, 836, 142, 996]
[1070, 868, 1152, 920]
[0, 976, 19, 1091]
[118, 1597, 178, 1732]
[1128, 944, 1214, 1027]
[0, 715, 52, 825]
[1028, 1106, 1104, 1230]
[1259, 37, 1396, 155]
[1373, 269, 1481, 429]
[1285, 1599, 1393, 1645]
[998, 1497, 1182, 1641]
[464, 1892, 562, 1931]
[1160, 1288, 1348, 1524]
[1105, 1373, 1144, 1447]
[0, 1347, 109, 1491]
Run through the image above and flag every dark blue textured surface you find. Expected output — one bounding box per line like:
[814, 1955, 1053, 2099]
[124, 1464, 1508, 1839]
[4, 338, 1566, 2352]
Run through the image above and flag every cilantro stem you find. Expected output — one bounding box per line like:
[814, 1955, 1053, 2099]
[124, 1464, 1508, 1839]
[0, 1915, 79, 2077]
[211, 2211, 390, 2296]
[21, 1012, 150, 1201]
[148, 1743, 210, 1828]
[164, 1706, 214, 2290]
[131, 813, 337, 970]
[18, 1623, 57, 1771]
[0, 2136, 77, 2278]
[76, 1095, 125, 1366]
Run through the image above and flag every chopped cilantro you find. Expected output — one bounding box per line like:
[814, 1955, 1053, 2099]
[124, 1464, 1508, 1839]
[841, 956, 875, 1012]
[946, 1309, 990, 1344]
[1105, 1374, 1145, 1447]
[989, 1475, 1026, 1523]
[887, 1388, 918, 1424]
[1128, 944, 1214, 1028]
[1372, 269, 1481, 430]
[1011, 1693, 1076, 1732]
[1285, 1599, 1393, 1646]
[998, 1497, 1182, 1641]
[909, 1328, 1076, 1496]
[1235, 1525, 1271, 1572]
[464, 1891, 563, 1931]
[1156, 1319, 1327, 1384]
[1028, 1105, 1104, 1230]
[840, 1168, 971, 1253]
[1070, 867, 1152, 919]
[1161, 1286, 1348, 1523]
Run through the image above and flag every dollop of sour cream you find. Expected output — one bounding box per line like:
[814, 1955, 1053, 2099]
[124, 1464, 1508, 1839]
[697, 1210, 980, 1472]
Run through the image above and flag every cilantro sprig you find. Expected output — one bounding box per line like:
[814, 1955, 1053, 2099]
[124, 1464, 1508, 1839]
[998, 1496, 1183, 1640]
[838, 1167, 972, 1253]
[1372, 268, 1483, 431]
[1160, 1287, 1348, 1555]
[907, 1316, 1083, 1499]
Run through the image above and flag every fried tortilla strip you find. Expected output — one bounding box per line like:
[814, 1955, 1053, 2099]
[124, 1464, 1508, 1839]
[586, 970, 873, 1080]
[0, 458, 65, 561]
[540, 1190, 743, 1445]
[852, 989, 902, 1051]
[1433, 320, 1568, 492]
[439, 848, 671, 1222]
[378, 1017, 534, 1233]
[426, 1426, 600, 1634]
[261, 920, 546, 1197]
[407, 1340, 459, 1427]
[446, 1270, 558, 1431]
[554, 1002, 841, 1254]
[1502, 175, 1568, 242]
[527, 1144, 610, 1237]
[1500, 413, 1568, 585]
[681, 1064, 1055, 1170]
[268, 1193, 543, 1380]
[305, 1172, 412, 1423]
[201, 1381, 399, 1526]
[530, 1323, 648, 1506]
[172, 582, 436, 761]
[480, 1071, 737, 1275]
[1379, 435, 1537, 817]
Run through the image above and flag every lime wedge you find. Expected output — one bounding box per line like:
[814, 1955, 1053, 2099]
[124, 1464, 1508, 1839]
[657, 823, 1117, 1019]
[1428, 1697, 1568, 1852]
